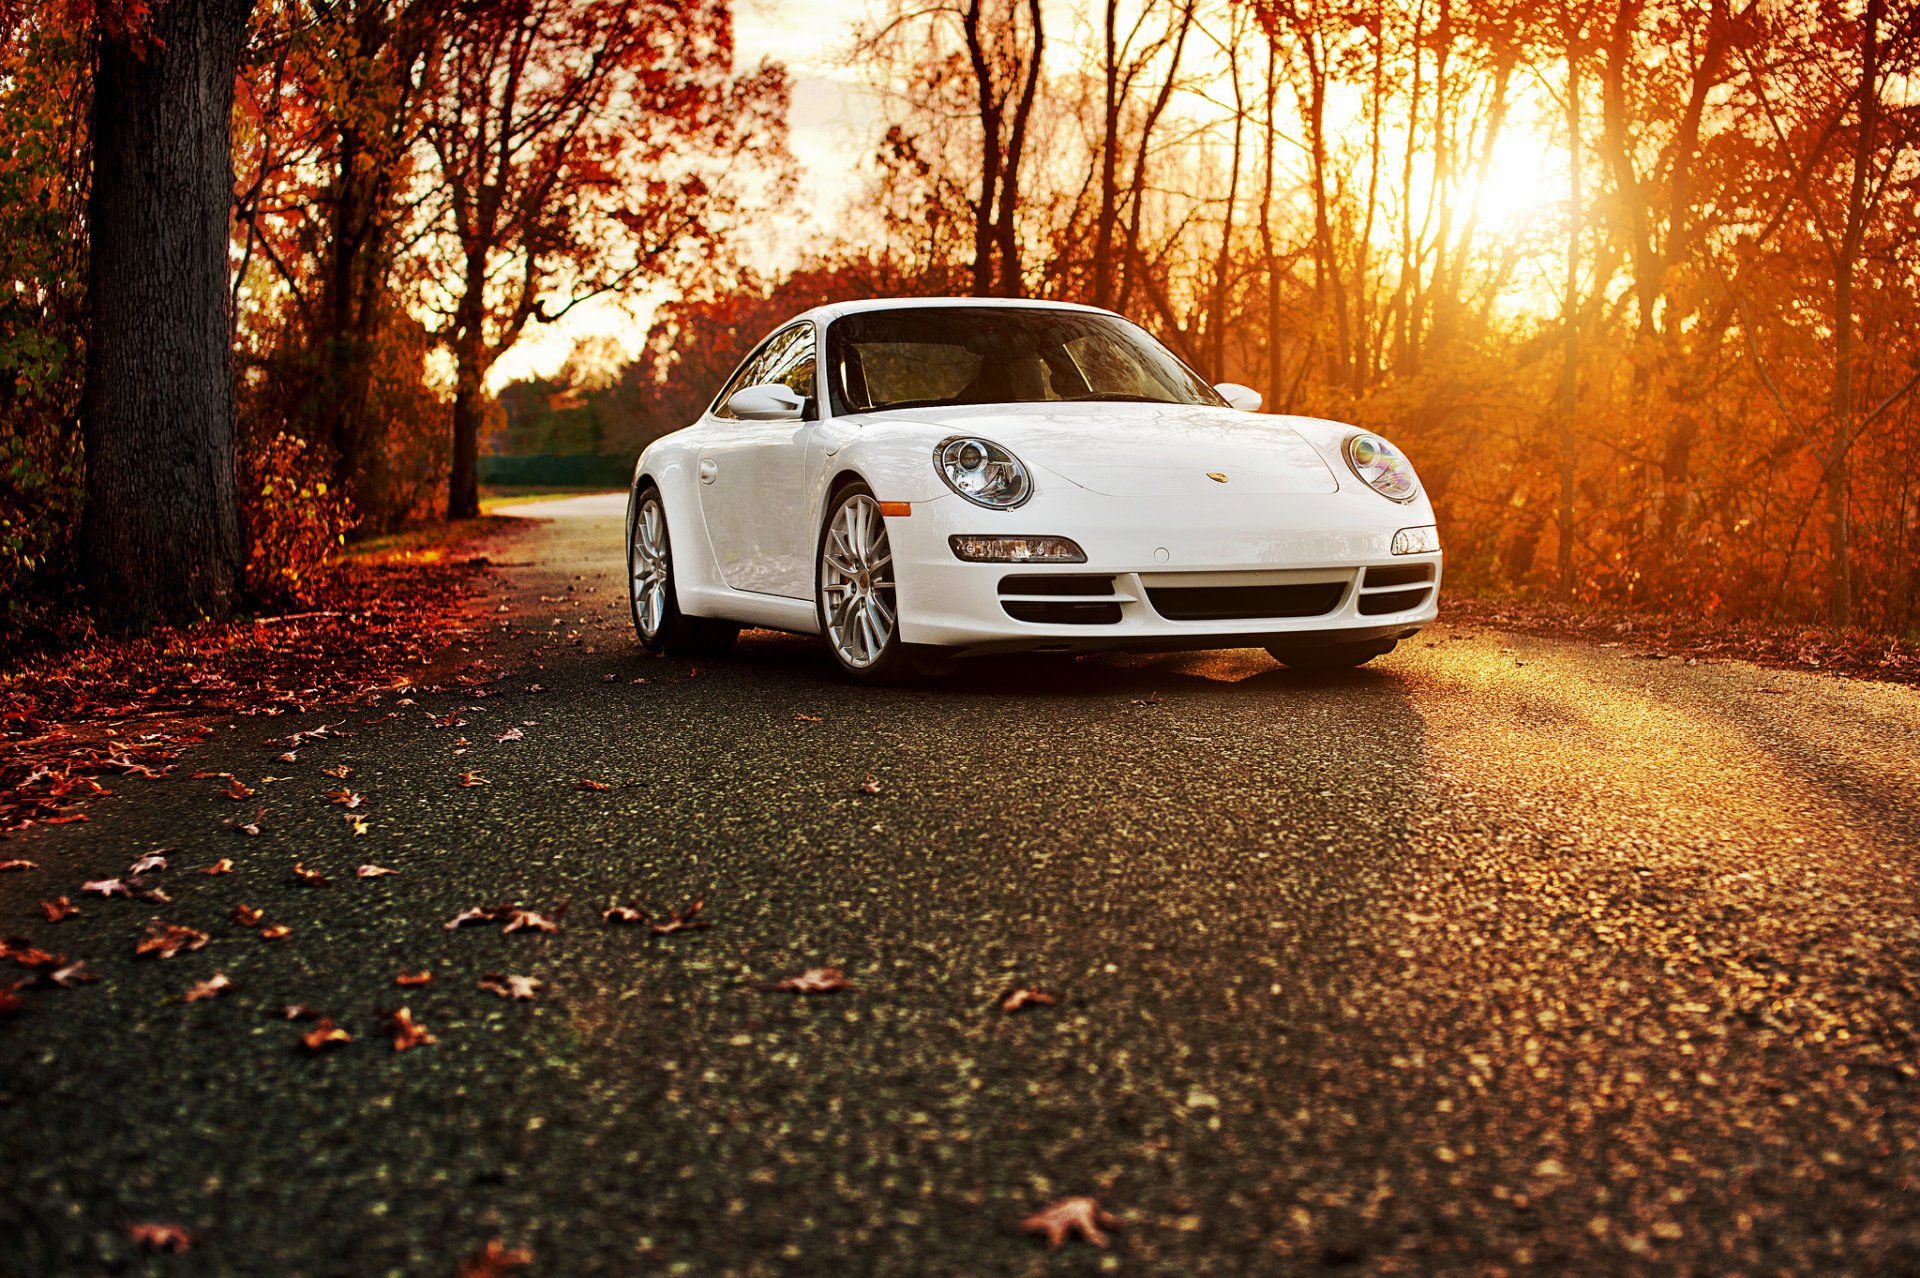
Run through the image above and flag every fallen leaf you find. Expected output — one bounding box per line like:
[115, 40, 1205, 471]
[183, 972, 232, 1002]
[320, 763, 353, 779]
[446, 904, 512, 930]
[356, 864, 398, 878]
[201, 858, 234, 875]
[0, 859, 37, 872]
[1, 938, 64, 969]
[225, 807, 265, 836]
[0, 981, 26, 1014]
[494, 727, 524, 743]
[502, 909, 558, 935]
[324, 789, 364, 809]
[763, 966, 853, 994]
[232, 903, 265, 928]
[794, 713, 822, 723]
[524, 683, 546, 694]
[82, 878, 131, 898]
[39, 897, 76, 923]
[381, 1006, 436, 1051]
[394, 970, 433, 987]
[260, 924, 292, 941]
[290, 862, 330, 887]
[860, 774, 881, 795]
[476, 973, 543, 1000]
[126, 1222, 196, 1252]
[574, 778, 612, 791]
[1000, 987, 1059, 1014]
[601, 905, 646, 923]
[456, 1239, 533, 1277]
[299, 1017, 352, 1051]
[273, 1003, 321, 1020]
[224, 777, 256, 801]
[276, 751, 299, 764]
[344, 815, 370, 836]
[48, 960, 97, 987]
[1130, 692, 1164, 707]
[1021, 1196, 1120, 1249]
[134, 921, 209, 960]
[127, 852, 169, 875]
[433, 710, 466, 729]
[458, 770, 490, 788]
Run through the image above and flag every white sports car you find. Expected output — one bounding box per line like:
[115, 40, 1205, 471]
[626, 297, 1441, 681]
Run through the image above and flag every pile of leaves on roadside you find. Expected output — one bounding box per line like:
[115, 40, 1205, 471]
[1442, 594, 1920, 687]
[0, 545, 493, 837]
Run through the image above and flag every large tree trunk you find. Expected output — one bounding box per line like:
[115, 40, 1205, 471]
[84, 0, 256, 631]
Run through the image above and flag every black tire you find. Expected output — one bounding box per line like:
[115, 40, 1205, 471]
[627, 483, 739, 658]
[1266, 639, 1397, 670]
[815, 481, 926, 683]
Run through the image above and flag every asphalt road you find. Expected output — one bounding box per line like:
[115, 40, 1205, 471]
[3, 492, 1918, 1276]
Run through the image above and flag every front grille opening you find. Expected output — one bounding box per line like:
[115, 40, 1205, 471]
[998, 574, 1115, 597]
[1146, 582, 1344, 622]
[1002, 600, 1122, 625]
[1357, 586, 1432, 615]
[1365, 564, 1435, 589]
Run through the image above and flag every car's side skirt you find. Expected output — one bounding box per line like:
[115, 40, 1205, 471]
[679, 583, 820, 636]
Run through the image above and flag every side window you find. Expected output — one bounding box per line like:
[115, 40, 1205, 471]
[710, 323, 816, 419]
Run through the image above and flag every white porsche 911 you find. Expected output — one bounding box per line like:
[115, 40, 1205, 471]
[626, 297, 1441, 681]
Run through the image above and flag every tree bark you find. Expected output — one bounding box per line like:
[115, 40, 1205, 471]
[84, 0, 256, 630]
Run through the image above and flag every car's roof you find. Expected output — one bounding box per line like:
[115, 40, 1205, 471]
[792, 296, 1120, 326]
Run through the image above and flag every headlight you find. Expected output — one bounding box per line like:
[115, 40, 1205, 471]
[934, 436, 1031, 509]
[1343, 432, 1419, 502]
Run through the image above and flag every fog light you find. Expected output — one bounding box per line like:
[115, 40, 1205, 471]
[948, 535, 1087, 563]
[1391, 525, 1440, 555]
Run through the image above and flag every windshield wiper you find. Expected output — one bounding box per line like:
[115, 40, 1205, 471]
[1061, 392, 1174, 404]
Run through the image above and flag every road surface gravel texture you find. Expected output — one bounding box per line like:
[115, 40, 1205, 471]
[2, 493, 1917, 1276]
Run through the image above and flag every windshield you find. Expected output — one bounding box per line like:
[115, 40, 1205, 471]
[825, 306, 1225, 415]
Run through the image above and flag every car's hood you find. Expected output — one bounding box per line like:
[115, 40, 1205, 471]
[862, 402, 1339, 497]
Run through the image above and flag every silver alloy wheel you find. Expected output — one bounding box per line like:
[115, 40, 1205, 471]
[820, 493, 897, 669]
[631, 495, 670, 640]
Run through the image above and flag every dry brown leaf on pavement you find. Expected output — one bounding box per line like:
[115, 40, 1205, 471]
[39, 897, 76, 923]
[47, 961, 96, 987]
[356, 864, 398, 878]
[200, 858, 233, 875]
[324, 789, 364, 809]
[127, 851, 171, 875]
[344, 814, 370, 836]
[456, 1239, 533, 1277]
[1020, 1196, 1121, 1249]
[223, 777, 256, 801]
[381, 1006, 436, 1051]
[259, 924, 292, 941]
[82, 878, 131, 898]
[999, 987, 1059, 1014]
[394, 970, 433, 987]
[476, 973, 542, 1000]
[134, 921, 209, 960]
[290, 862, 330, 887]
[225, 807, 265, 836]
[0, 859, 37, 871]
[1, 937, 64, 969]
[126, 1222, 196, 1252]
[762, 966, 854, 994]
[445, 904, 513, 930]
[231, 902, 264, 928]
[182, 972, 232, 1002]
[860, 774, 881, 794]
[458, 770, 490, 787]
[0, 981, 27, 1014]
[493, 727, 524, 743]
[320, 764, 352, 779]
[575, 778, 612, 791]
[298, 1017, 352, 1051]
[502, 908, 559, 935]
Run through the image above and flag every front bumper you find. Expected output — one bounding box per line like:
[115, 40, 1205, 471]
[885, 487, 1442, 654]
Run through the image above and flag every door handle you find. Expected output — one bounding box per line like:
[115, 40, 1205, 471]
[698, 458, 717, 484]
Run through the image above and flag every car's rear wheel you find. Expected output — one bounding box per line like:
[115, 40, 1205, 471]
[816, 483, 925, 682]
[628, 484, 739, 657]
[1266, 639, 1397, 670]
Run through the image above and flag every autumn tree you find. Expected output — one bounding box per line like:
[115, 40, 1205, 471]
[423, 0, 788, 518]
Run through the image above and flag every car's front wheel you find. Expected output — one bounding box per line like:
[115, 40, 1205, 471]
[815, 483, 925, 682]
[1266, 639, 1397, 670]
[628, 484, 739, 658]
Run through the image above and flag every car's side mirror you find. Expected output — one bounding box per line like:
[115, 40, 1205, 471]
[726, 383, 807, 421]
[1215, 382, 1263, 413]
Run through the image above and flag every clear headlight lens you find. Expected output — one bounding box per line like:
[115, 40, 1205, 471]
[1344, 432, 1419, 502]
[935, 436, 1032, 509]
[1392, 525, 1440, 555]
[948, 534, 1086, 563]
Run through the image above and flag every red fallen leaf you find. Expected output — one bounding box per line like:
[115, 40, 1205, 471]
[320, 764, 353, 779]
[524, 683, 547, 694]
[290, 862, 330, 887]
[433, 710, 466, 729]
[202, 858, 234, 875]
[601, 905, 646, 923]
[299, 1017, 352, 1051]
[493, 727, 524, 743]
[40, 814, 89, 825]
[224, 777, 256, 801]
[762, 966, 853, 994]
[324, 789, 364, 809]
[356, 863, 398, 878]
[135, 921, 210, 960]
[82, 878, 131, 898]
[48, 961, 97, 987]
[126, 1221, 196, 1252]
[190, 771, 231, 780]
[1, 937, 64, 969]
[456, 1239, 533, 1277]
[794, 713, 822, 723]
[128, 852, 169, 875]
[600, 673, 618, 682]
[1020, 1196, 1120, 1249]
[502, 909, 558, 935]
[232, 903, 265, 927]
[380, 1006, 436, 1051]
[260, 925, 292, 942]
[860, 774, 881, 794]
[445, 904, 512, 930]
[575, 778, 612, 791]
[225, 807, 266, 835]
[458, 771, 490, 787]
[394, 970, 433, 987]
[345, 815, 370, 836]
[0, 859, 37, 872]
[1000, 987, 1059, 1014]
[274, 1003, 321, 1020]
[0, 980, 26, 1014]
[135, 885, 172, 904]
[182, 972, 232, 1002]
[276, 751, 299, 764]
[476, 973, 542, 1000]
[39, 897, 76, 923]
